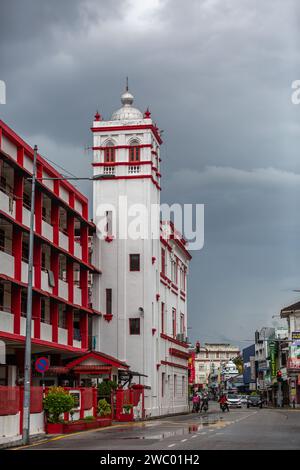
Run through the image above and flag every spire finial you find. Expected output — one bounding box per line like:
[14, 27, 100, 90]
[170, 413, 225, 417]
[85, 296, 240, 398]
[126, 76, 129, 92]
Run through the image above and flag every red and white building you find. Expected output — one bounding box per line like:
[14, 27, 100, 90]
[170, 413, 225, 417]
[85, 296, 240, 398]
[91, 87, 192, 417]
[0, 120, 106, 387]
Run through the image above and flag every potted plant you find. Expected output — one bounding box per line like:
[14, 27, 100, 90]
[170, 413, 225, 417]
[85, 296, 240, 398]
[97, 399, 112, 427]
[43, 387, 76, 434]
[122, 404, 133, 414]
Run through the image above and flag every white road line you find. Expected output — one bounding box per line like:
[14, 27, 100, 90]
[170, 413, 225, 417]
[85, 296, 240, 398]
[168, 444, 176, 448]
[191, 435, 197, 438]
[181, 439, 187, 442]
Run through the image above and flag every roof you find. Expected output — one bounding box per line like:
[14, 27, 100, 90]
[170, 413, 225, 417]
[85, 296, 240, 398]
[281, 301, 300, 317]
[65, 351, 129, 370]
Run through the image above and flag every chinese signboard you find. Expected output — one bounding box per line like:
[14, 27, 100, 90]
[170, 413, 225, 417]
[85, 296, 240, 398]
[269, 341, 277, 378]
[287, 358, 300, 370]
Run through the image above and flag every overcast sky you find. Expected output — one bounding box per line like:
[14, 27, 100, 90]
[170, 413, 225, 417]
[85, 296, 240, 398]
[1, 0, 300, 349]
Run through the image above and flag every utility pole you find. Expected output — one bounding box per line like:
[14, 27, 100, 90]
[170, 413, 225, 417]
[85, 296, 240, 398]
[22, 145, 37, 445]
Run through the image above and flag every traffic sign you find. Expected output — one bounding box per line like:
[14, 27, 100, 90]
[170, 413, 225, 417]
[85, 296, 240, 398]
[35, 357, 50, 374]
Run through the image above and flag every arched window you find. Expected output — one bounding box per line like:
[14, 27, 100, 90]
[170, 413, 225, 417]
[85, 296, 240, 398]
[104, 141, 115, 163]
[129, 140, 140, 162]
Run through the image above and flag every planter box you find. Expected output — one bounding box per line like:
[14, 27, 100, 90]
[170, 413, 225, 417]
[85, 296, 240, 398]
[63, 421, 86, 433]
[46, 423, 64, 434]
[84, 420, 98, 430]
[118, 413, 133, 422]
[96, 417, 112, 427]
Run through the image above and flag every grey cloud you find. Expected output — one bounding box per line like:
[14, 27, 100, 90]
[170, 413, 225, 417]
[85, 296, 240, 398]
[1, 0, 300, 345]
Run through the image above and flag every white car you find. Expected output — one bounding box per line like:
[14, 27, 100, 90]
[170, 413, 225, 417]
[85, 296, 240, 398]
[226, 393, 242, 408]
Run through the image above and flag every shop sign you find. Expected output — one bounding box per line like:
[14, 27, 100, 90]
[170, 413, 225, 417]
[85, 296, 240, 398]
[269, 340, 277, 378]
[287, 358, 300, 370]
[292, 331, 300, 341]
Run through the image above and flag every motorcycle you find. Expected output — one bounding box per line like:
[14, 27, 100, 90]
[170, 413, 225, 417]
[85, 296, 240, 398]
[220, 403, 229, 412]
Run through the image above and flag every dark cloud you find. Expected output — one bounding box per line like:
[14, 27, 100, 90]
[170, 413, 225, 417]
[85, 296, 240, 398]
[1, 0, 299, 347]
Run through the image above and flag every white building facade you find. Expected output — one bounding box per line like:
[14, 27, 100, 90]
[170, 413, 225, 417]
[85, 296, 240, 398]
[195, 343, 240, 388]
[91, 87, 191, 417]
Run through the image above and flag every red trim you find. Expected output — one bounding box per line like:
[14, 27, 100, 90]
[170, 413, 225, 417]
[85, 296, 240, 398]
[66, 351, 129, 370]
[91, 124, 163, 145]
[161, 360, 188, 370]
[103, 313, 113, 323]
[92, 160, 152, 167]
[94, 174, 161, 191]
[0, 209, 100, 273]
[0, 330, 88, 353]
[160, 333, 188, 349]
[0, 120, 89, 206]
[169, 348, 190, 360]
[93, 144, 152, 150]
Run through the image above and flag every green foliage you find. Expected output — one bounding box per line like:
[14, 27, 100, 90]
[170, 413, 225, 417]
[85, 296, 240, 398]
[43, 386, 76, 424]
[83, 415, 96, 421]
[98, 398, 112, 416]
[97, 380, 118, 402]
[123, 404, 133, 413]
[233, 355, 243, 374]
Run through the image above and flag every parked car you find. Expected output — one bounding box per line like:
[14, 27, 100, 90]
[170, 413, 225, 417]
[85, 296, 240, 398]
[247, 395, 263, 408]
[240, 395, 248, 405]
[226, 393, 242, 408]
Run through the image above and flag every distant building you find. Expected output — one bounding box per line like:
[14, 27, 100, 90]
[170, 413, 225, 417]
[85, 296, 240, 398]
[242, 344, 256, 392]
[281, 301, 300, 407]
[194, 343, 240, 389]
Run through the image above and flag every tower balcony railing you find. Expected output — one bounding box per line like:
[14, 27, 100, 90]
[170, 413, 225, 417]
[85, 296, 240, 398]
[128, 165, 141, 175]
[103, 166, 115, 176]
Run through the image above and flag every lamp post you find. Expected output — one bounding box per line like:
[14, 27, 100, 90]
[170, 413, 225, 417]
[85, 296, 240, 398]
[22, 145, 37, 445]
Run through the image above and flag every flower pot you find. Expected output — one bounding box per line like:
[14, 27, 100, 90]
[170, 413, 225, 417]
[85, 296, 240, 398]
[118, 413, 133, 422]
[46, 422, 64, 434]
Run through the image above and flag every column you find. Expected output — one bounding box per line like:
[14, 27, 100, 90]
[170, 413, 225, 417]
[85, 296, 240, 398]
[67, 259, 74, 304]
[67, 213, 74, 255]
[50, 300, 58, 343]
[80, 225, 88, 263]
[80, 313, 88, 349]
[12, 284, 21, 335]
[66, 306, 74, 347]
[80, 268, 88, 308]
[51, 201, 59, 245]
[14, 171, 24, 223]
[13, 226, 22, 281]
[33, 239, 42, 289]
[50, 250, 59, 296]
[33, 293, 41, 339]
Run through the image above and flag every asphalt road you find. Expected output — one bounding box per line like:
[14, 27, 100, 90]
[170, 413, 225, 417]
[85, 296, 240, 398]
[21, 404, 300, 451]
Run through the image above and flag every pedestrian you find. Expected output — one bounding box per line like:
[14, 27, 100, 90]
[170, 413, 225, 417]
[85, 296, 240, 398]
[192, 393, 200, 413]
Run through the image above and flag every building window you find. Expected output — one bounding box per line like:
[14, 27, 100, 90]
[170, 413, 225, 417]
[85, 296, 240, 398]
[129, 254, 140, 271]
[172, 308, 176, 338]
[22, 239, 29, 262]
[180, 313, 185, 335]
[106, 288, 112, 315]
[41, 298, 46, 323]
[174, 374, 177, 397]
[104, 144, 115, 163]
[58, 304, 67, 329]
[129, 318, 140, 335]
[129, 144, 140, 162]
[161, 248, 166, 275]
[161, 302, 165, 334]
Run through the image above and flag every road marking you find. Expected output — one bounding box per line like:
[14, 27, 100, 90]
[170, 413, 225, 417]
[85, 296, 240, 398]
[168, 444, 176, 448]
[191, 435, 197, 438]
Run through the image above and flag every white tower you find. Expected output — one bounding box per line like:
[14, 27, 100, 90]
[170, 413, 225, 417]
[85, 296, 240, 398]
[92, 85, 190, 417]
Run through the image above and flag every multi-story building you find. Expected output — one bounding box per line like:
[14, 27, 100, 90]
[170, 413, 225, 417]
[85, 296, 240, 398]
[91, 86, 191, 417]
[281, 301, 300, 407]
[242, 344, 256, 392]
[194, 343, 240, 389]
[0, 119, 103, 386]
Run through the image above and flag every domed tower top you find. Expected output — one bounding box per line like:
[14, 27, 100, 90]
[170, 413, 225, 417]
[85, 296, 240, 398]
[111, 79, 143, 121]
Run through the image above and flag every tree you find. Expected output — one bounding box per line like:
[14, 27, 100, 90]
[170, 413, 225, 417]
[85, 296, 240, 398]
[233, 355, 243, 374]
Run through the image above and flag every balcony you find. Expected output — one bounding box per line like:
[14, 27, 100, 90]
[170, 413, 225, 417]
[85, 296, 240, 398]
[59, 231, 69, 251]
[0, 189, 15, 218]
[0, 250, 14, 277]
[20, 317, 34, 337]
[41, 269, 53, 293]
[74, 241, 82, 259]
[74, 286, 82, 306]
[0, 309, 14, 333]
[40, 322, 52, 342]
[42, 220, 53, 242]
[58, 279, 68, 301]
[58, 327, 68, 345]
[73, 328, 82, 349]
